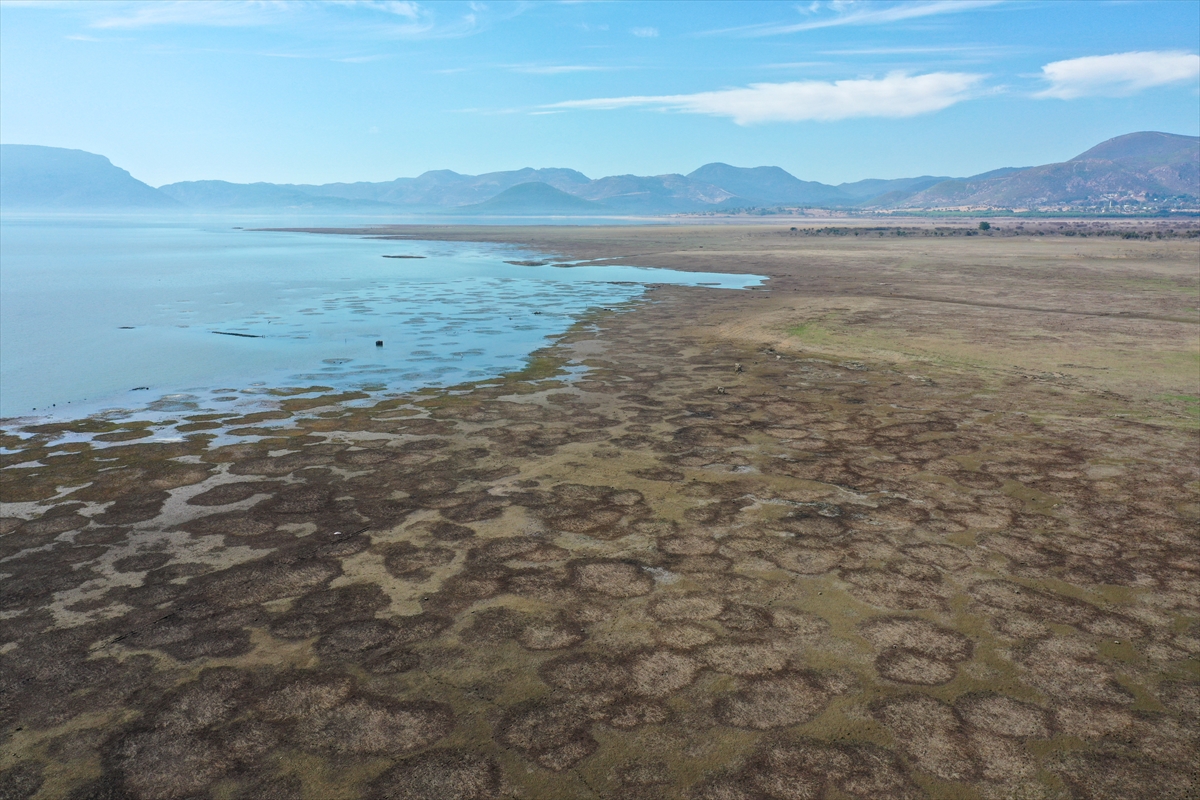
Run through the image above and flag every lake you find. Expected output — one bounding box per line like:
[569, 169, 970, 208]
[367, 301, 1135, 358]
[0, 215, 763, 422]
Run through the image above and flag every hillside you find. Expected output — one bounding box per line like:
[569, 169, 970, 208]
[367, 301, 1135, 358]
[292, 167, 594, 208]
[0, 144, 179, 209]
[157, 180, 398, 210]
[572, 173, 735, 213]
[687, 163, 845, 206]
[888, 131, 1199, 211]
[452, 182, 608, 214]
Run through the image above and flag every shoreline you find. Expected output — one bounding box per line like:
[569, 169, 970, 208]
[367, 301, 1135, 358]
[1, 225, 1197, 799]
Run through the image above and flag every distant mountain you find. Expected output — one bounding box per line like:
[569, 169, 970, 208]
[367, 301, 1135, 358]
[0, 144, 179, 209]
[573, 173, 735, 213]
[6, 132, 1193, 216]
[292, 167, 594, 208]
[453, 182, 607, 214]
[886, 132, 1199, 211]
[688, 163, 846, 205]
[157, 180, 398, 210]
[835, 175, 951, 200]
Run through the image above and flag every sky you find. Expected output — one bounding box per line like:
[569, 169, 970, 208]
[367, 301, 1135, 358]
[1, 0, 1198, 186]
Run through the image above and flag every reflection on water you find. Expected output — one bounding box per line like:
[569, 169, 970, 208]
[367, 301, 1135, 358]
[0, 216, 763, 423]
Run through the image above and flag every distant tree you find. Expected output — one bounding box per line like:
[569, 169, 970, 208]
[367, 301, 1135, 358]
[979, 221, 991, 230]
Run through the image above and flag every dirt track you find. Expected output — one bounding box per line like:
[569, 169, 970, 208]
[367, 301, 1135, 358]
[1, 224, 1198, 799]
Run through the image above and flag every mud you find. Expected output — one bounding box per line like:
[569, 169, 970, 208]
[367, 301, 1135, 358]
[1, 225, 1197, 799]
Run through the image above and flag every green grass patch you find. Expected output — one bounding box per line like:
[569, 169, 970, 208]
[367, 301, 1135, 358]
[787, 321, 831, 343]
[1159, 393, 1200, 414]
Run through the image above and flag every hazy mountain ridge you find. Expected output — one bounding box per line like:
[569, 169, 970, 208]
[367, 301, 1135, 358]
[0, 144, 180, 209]
[883, 132, 1198, 211]
[687, 163, 846, 206]
[157, 180, 398, 210]
[3, 131, 1195, 214]
[290, 167, 594, 208]
[454, 181, 607, 214]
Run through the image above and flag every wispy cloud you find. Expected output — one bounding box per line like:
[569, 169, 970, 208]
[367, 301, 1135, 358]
[91, 1, 289, 29]
[705, 0, 1003, 37]
[1035, 50, 1200, 99]
[544, 71, 984, 124]
[820, 44, 1009, 56]
[509, 64, 616, 75]
[84, 0, 484, 39]
[760, 62, 831, 69]
[333, 1, 424, 19]
[631, 26, 658, 38]
[337, 54, 391, 63]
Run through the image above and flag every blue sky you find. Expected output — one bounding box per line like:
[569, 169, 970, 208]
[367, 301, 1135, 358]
[1, 0, 1197, 186]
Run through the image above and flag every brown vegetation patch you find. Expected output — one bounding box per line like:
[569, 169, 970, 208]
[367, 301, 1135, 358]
[178, 511, 275, 538]
[111, 552, 172, 573]
[94, 491, 169, 525]
[840, 566, 955, 610]
[660, 534, 719, 555]
[187, 481, 281, 506]
[1052, 752, 1197, 800]
[382, 541, 456, 579]
[497, 699, 598, 771]
[858, 616, 973, 661]
[628, 650, 700, 698]
[715, 670, 834, 730]
[260, 484, 334, 515]
[294, 695, 454, 754]
[368, 750, 501, 800]
[700, 643, 788, 676]
[651, 594, 725, 621]
[571, 560, 654, 597]
[633, 467, 686, 482]
[872, 694, 978, 782]
[874, 649, 956, 685]
[656, 623, 718, 649]
[695, 738, 921, 800]
[199, 558, 341, 608]
[957, 693, 1050, 739]
[771, 544, 843, 574]
[1016, 638, 1135, 705]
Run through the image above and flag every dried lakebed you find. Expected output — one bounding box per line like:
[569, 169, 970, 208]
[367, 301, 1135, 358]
[0, 225, 1197, 800]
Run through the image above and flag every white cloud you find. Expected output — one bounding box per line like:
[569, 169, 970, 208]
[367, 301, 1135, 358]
[544, 71, 984, 124]
[1036, 50, 1200, 99]
[631, 26, 658, 38]
[706, 0, 1003, 37]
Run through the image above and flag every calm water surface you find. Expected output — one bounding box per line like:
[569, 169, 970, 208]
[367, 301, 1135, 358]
[0, 215, 762, 422]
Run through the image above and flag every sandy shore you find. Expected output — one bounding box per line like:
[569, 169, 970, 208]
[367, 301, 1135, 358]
[1, 223, 1197, 799]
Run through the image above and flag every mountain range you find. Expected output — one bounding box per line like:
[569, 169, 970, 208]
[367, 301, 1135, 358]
[2, 132, 1196, 215]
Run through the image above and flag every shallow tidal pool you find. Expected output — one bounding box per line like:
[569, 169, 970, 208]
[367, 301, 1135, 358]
[0, 215, 763, 422]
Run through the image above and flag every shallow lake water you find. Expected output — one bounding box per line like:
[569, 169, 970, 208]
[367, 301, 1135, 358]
[0, 215, 763, 423]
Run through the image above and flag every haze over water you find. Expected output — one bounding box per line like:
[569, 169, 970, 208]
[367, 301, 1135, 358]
[0, 216, 762, 421]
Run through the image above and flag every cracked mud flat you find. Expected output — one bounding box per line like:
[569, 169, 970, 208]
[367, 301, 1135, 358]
[1, 224, 1198, 800]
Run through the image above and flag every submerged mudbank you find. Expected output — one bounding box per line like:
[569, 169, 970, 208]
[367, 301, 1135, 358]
[0, 229, 1197, 800]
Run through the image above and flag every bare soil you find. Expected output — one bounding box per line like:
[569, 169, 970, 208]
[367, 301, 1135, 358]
[1, 224, 1197, 800]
